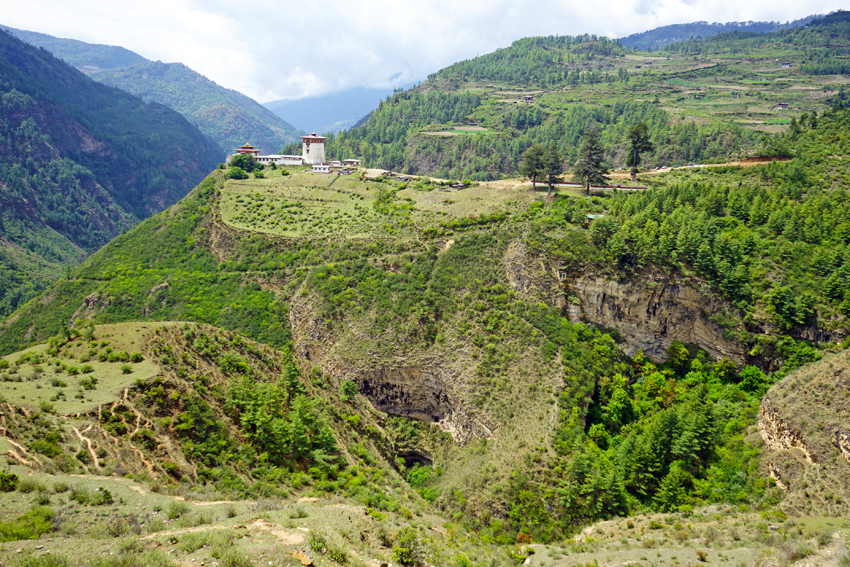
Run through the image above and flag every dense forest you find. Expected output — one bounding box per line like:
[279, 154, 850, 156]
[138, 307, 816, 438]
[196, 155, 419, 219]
[660, 10, 850, 56]
[0, 28, 222, 317]
[619, 15, 820, 51]
[283, 93, 757, 181]
[88, 61, 303, 154]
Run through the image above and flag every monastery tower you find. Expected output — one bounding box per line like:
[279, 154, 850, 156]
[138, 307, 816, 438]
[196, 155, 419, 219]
[300, 133, 326, 165]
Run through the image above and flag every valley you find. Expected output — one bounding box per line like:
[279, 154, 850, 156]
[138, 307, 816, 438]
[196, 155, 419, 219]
[1, 10, 850, 567]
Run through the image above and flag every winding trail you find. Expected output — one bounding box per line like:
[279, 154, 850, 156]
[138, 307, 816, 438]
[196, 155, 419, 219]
[73, 425, 100, 468]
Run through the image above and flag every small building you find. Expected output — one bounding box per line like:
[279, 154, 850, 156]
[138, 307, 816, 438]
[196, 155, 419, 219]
[782, 62, 791, 68]
[343, 159, 362, 166]
[329, 160, 342, 166]
[255, 154, 302, 166]
[643, 61, 652, 67]
[312, 164, 330, 174]
[777, 102, 789, 110]
[233, 143, 261, 156]
[523, 95, 534, 103]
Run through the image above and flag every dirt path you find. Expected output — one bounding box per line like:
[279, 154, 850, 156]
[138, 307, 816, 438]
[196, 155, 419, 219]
[72, 426, 100, 468]
[6, 438, 42, 467]
[609, 156, 792, 179]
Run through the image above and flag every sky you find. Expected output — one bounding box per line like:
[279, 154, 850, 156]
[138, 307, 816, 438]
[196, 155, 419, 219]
[3, 0, 845, 103]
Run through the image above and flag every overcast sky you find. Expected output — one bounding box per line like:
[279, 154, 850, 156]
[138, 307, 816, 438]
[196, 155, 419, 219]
[4, 0, 844, 102]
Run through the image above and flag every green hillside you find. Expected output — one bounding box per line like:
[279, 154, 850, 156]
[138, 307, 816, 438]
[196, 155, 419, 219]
[618, 15, 820, 51]
[0, 25, 146, 70]
[3, 26, 304, 155]
[2, 14, 850, 567]
[3, 101, 849, 547]
[0, 28, 222, 317]
[285, 12, 849, 181]
[88, 61, 303, 154]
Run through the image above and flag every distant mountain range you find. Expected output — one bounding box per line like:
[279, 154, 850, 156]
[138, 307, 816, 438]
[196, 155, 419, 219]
[619, 14, 822, 50]
[1, 25, 302, 155]
[0, 27, 221, 317]
[264, 87, 403, 134]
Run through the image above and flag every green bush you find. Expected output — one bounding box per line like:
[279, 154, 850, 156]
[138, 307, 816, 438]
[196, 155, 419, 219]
[121, 364, 133, 375]
[0, 469, 18, 492]
[0, 506, 53, 542]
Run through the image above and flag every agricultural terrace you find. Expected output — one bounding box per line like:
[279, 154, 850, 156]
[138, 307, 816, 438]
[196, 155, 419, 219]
[219, 169, 540, 240]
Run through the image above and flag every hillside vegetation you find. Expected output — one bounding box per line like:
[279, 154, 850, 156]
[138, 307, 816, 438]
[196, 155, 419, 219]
[5, 26, 303, 155]
[0, 28, 221, 317]
[3, 98, 849, 547]
[3, 14, 850, 566]
[286, 12, 849, 182]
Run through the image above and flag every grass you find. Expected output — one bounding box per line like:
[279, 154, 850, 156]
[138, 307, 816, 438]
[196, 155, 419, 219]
[218, 170, 537, 240]
[0, 322, 164, 415]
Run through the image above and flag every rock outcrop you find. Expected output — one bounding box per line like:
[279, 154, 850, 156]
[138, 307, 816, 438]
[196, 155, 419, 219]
[561, 272, 746, 364]
[758, 397, 817, 464]
[288, 294, 494, 444]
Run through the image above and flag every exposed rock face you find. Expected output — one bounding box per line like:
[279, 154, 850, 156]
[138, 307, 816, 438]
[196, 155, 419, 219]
[758, 397, 817, 464]
[288, 294, 493, 444]
[833, 429, 850, 464]
[355, 366, 452, 423]
[561, 272, 746, 364]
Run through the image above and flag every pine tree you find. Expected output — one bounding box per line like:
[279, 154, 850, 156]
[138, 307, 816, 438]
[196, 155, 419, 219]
[519, 144, 546, 190]
[544, 146, 563, 196]
[572, 126, 609, 195]
[626, 122, 653, 182]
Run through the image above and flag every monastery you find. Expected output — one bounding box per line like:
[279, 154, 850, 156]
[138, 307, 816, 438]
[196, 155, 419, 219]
[227, 134, 361, 170]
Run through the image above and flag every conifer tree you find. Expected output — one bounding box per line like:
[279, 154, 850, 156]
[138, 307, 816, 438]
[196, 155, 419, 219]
[626, 122, 653, 182]
[573, 126, 609, 195]
[519, 144, 546, 190]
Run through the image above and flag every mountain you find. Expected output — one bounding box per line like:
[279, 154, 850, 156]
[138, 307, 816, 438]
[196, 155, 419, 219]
[0, 26, 146, 71]
[3, 14, 850, 565]
[1, 25, 303, 155]
[293, 12, 850, 181]
[264, 86, 399, 134]
[619, 14, 822, 51]
[87, 61, 304, 155]
[0, 27, 222, 317]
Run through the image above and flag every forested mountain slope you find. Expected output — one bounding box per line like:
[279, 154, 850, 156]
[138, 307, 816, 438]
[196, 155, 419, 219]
[619, 14, 820, 51]
[0, 25, 146, 70]
[88, 62, 303, 154]
[288, 12, 849, 181]
[2, 25, 303, 154]
[0, 28, 221, 317]
[3, 103, 850, 546]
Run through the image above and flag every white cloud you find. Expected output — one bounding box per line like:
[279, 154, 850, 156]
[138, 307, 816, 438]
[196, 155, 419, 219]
[3, 0, 845, 101]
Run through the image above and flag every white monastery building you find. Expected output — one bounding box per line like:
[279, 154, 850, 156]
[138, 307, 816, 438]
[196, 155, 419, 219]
[227, 136, 359, 169]
[301, 133, 326, 165]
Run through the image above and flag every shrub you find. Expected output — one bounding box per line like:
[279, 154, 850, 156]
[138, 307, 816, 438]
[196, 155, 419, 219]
[80, 364, 94, 374]
[0, 469, 18, 492]
[340, 380, 358, 402]
[0, 506, 53, 542]
[166, 501, 190, 520]
[129, 352, 144, 363]
[392, 526, 425, 566]
[121, 364, 133, 374]
[17, 478, 47, 494]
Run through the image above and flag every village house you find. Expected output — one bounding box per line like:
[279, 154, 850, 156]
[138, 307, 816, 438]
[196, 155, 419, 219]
[312, 164, 331, 173]
[777, 102, 789, 110]
[523, 95, 534, 103]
